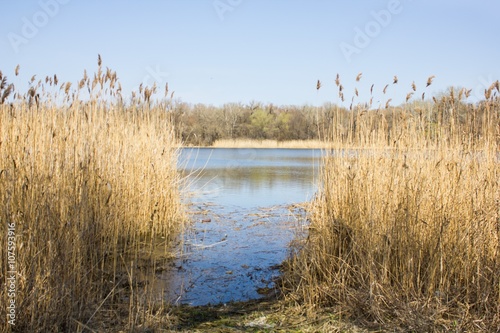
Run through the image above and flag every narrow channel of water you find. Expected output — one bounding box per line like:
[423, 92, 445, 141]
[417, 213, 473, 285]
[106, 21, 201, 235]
[158, 148, 322, 306]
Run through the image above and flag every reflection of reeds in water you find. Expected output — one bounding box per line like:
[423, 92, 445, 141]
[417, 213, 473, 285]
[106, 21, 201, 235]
[284, 74, 500, 331]
[0, 58, 184, 331]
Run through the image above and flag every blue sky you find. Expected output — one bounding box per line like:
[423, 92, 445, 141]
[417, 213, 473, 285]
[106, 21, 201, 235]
[1, 0, 499, 107]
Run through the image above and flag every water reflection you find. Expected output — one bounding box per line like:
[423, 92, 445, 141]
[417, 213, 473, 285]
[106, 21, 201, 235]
[159, 148, 322, 305]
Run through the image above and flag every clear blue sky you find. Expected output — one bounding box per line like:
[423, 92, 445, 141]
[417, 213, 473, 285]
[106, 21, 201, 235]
[1, 0, 499, 107]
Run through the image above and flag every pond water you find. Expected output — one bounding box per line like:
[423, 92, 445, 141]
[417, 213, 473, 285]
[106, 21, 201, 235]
[158, 148, 322, 306]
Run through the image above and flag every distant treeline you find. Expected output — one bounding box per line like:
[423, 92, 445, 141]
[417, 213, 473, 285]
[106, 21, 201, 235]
[0, 64, 496, 148]
[169, 90, 496, 146]
[171, 102, 322, 145]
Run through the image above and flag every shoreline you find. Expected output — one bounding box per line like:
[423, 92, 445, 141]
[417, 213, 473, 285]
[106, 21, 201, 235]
[181, 139, 331, 149]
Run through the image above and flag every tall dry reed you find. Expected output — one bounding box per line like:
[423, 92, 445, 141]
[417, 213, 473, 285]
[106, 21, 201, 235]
[0, 60, 184, 332]
[285, 76, 500, 332]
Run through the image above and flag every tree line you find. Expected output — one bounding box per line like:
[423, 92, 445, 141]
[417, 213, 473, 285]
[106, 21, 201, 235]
[168, 86, 498, 146]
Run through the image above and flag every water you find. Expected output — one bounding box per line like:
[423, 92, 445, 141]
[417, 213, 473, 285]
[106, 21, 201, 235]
[158, 148, 322, 306]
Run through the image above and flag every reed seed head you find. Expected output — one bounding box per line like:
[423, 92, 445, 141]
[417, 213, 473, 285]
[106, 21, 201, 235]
[383, 84, 389, 94]
[385, 98, 392, 108]
[405, 92, 413, 102]
[426, 75, 435, 87]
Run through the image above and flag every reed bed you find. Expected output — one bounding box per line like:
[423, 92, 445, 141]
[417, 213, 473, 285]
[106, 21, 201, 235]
[0, 59, 184, 332]
[284, 77, 500, 332]
[210, 139, 331, 149]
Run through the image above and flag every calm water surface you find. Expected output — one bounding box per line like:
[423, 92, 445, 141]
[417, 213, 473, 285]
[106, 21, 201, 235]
[158, 148, 322, 306]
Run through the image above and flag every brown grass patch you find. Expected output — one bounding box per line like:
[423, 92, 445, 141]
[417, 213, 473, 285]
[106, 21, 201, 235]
[0, 61, 184, 332]
[283, 79, 500, 332]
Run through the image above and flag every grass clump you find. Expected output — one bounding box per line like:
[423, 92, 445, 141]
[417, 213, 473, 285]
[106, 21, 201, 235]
[0, 58, 184, 332]
[284, 75, 500, 332]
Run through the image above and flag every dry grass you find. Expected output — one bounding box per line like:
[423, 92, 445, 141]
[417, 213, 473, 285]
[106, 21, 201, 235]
[210, 139, 331, 149]
[284, 76, 500, 332]
[3, 63, 498, 332]
[0, 60, 184, 332]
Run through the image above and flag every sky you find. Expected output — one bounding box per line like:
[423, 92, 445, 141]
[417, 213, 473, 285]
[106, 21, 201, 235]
[1, 0, 499, 107]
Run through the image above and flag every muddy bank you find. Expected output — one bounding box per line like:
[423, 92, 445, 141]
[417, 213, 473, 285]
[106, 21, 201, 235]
[165, 298, 367, 332]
